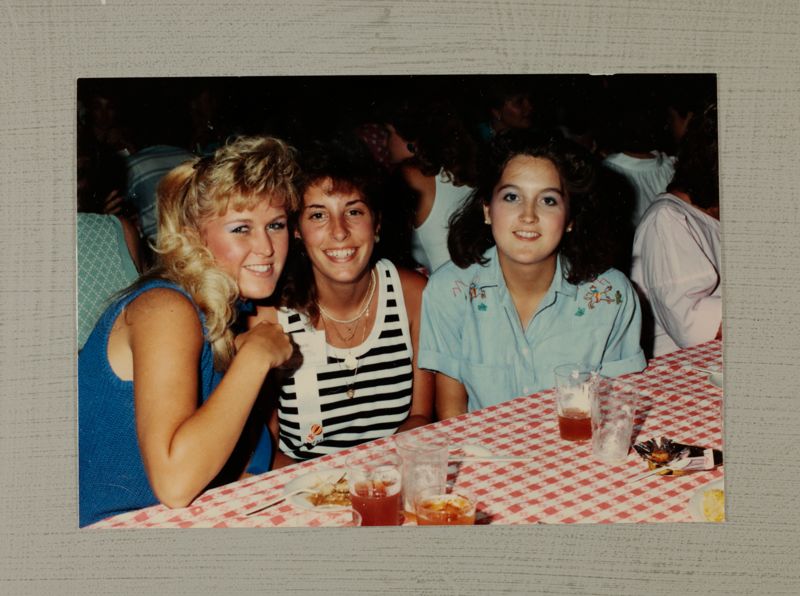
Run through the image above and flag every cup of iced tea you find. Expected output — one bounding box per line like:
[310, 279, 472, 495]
[414, 487, 476, 526]
[345, 450, 403, 526]
[395, 429, 450, 515]
[553, 363, 597, 441]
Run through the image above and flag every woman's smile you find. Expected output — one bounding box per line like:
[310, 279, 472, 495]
[298, 179, 378, 287]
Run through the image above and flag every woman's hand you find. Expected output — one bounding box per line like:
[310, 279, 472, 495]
[235, 321, 294, 372]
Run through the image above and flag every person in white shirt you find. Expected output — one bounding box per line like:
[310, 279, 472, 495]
[382, 101, 478, 274]
[602, 150, 675, 227]
[600, 93, 676, 228]
[631, 104, 721, 357]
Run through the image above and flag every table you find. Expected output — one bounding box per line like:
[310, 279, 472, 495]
[88, 340, 724, 528]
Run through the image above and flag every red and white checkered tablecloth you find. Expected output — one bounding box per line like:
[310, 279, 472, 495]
[89, 340, 724, 528]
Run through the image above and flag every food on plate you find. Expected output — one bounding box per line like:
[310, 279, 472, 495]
[702, 488, 725, 522]
[305, 474, 351, 507]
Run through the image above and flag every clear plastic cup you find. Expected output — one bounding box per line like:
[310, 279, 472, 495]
[395, 429, 450, 514]
[590, 378, 638, 464]
[553, 363, 597, 441]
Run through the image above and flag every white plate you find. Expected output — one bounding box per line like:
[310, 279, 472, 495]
[688, 478, 725, 522]
[709, 371, 723, 388]
[282, 467, 349, 511]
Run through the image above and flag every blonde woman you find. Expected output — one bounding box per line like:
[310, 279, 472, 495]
[79, 136, 299, 527]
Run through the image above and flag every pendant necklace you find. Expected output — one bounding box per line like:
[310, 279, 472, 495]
[318, 268, 375, 371]
[322, 313, 370, 398]
[345, 318, 368, 398]
[318, 268, 377, 398]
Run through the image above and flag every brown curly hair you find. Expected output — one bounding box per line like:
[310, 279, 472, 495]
[448, 130, 624, 284]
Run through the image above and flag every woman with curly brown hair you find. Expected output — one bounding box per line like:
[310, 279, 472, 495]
[419, 130, 646, 418]
[79, 136, 299, 526]
[250, 136, 434, 467]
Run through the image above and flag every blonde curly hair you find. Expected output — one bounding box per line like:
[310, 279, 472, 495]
[147, 136, 299, 370]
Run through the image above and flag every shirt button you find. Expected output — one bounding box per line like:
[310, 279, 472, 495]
[522, 347, 530, 357]
[523, 386, 530, 394]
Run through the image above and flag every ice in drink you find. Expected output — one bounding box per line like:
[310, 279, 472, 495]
[395, 429, 449, 514]
[590, 379, 637, 464]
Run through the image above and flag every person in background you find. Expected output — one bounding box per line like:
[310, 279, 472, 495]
[126, 144, 196, 246]
[78, 85, 137, 157]
[599, 92, 676, 228]
[250, 136, 434, 467]
[476, 81, 535, 141]
[77, 212, 143, 350]
[78, 136, 298, 526]
[419, 130, 646, 418]
[630, 104, 721, 358]
[382, 100, 478, 274]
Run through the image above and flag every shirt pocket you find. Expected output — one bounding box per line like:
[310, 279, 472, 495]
[461, 361, 512, 411]
[538, 324, 606, 373]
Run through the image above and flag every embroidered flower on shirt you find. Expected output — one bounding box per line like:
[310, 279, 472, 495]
[583, 278, 617, 309]
[477, 303, 487, 312]
[575, 307, 585, 316]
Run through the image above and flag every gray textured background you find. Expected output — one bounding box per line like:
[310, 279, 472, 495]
[2, 1, 798, 594]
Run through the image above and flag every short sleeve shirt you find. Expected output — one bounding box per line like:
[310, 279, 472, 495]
[418, 247, 646, 411]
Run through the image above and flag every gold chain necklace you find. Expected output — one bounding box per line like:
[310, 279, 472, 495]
[318, 269, 376, 325]
[317, 268, 378, 399]
[322, 312, 370, 398]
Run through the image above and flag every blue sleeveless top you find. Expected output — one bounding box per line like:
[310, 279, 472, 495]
[78, 279, 272, 527]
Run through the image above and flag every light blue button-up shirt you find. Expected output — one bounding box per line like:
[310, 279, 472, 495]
[419, 247, 646, 412]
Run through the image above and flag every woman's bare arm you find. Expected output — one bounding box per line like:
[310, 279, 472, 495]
[397, 267, 435, 432]
[434, 373, 468, 421]
[127, 288, 292, 508]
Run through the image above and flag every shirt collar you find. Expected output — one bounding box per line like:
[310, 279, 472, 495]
[552, 254, 577, 298]
[485, 246, 577, 299]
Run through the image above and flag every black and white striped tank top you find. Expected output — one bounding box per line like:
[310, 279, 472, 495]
[275, 259, 413, 460]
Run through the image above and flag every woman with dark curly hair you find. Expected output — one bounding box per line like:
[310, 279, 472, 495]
[419, 130, 646, 418]
[250, 135, 434, 467]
